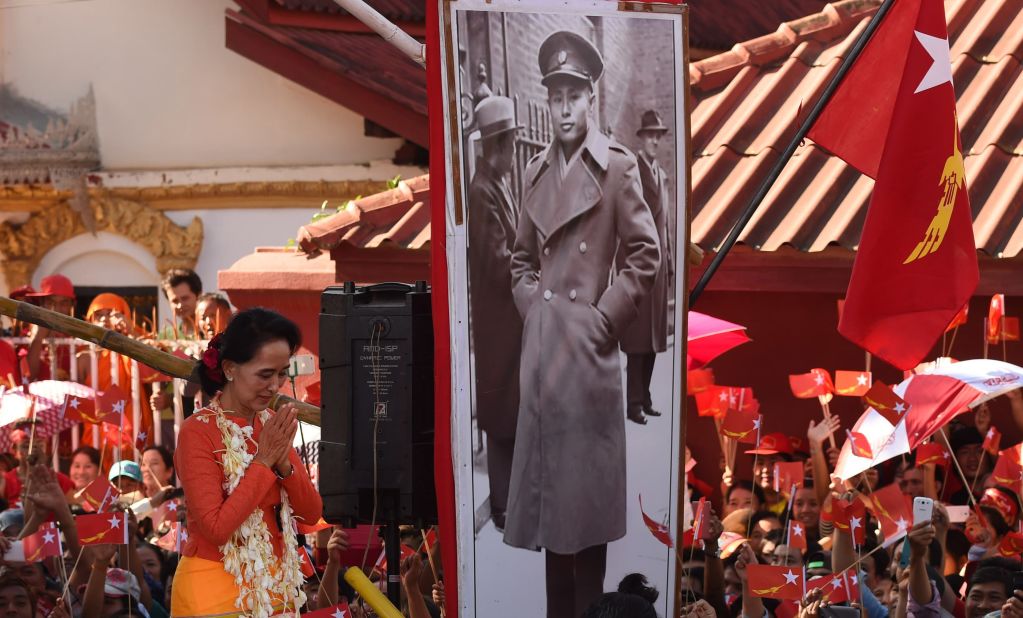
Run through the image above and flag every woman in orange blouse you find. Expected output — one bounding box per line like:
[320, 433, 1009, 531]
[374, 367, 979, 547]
[171, 308, 322, 617]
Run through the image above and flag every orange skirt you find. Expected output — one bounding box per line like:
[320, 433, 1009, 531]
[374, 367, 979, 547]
[171, 556, 293, 617]
[170, 556, 243, 618]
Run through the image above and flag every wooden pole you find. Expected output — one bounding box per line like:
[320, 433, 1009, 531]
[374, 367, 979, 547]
[0, 297, 321, 425]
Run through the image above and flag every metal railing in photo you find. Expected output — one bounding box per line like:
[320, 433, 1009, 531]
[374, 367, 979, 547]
[511, 95, 552, 204]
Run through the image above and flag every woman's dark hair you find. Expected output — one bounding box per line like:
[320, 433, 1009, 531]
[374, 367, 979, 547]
[0, 572, 35, 613]
[617, 573, 659, 604]
[197, 308, 301, 396]
[143, 445, 174, 472]
[71, 445, 101, 467]
[581, 592, 656, 618]
[727, 480, 766, 506]
[137, 542, 171, 583]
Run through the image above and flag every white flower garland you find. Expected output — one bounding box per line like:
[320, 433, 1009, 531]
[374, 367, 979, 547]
[197, 399, 307, 617]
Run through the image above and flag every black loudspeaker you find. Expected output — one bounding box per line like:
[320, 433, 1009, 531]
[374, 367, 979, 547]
[318, 281, 436, 526]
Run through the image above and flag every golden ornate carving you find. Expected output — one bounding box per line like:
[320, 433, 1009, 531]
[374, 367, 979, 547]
[0, 196, 202, 288]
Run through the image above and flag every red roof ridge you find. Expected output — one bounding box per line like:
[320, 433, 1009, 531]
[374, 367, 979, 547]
[296, 174, 429, 255]
[690, 0, 881, 92]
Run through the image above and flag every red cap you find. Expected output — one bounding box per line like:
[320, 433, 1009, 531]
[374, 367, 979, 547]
[745, 432, 794, 456]
[26, 274, 75, 299]
[8, 286, 36, 302]
[981, 486, 1020, 526]
[788, 435, 809, 455]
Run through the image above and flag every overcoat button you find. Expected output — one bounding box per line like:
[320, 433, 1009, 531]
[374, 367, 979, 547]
[579, 242, 588, 253]
[569, 290, 577, 301]
[543, 247, 550, 256]
[543, 289, 553, 301]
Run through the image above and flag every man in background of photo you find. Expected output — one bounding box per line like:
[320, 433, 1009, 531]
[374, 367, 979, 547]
[467, 95, 524, 532]
[619, 109, 672, 425]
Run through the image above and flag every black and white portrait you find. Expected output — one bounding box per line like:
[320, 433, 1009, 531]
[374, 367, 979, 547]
[439, 2, 689, 616]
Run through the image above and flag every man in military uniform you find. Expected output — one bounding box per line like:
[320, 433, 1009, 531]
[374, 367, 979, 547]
[619, 110, 672, 425]
[504, 30, 660, 618]
[467, 95, 523, 532]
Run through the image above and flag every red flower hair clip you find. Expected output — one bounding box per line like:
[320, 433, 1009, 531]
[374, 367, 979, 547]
[202, 333, 225, 383]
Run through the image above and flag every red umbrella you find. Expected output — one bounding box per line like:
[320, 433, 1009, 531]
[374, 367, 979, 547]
[687, 311, 750, 369]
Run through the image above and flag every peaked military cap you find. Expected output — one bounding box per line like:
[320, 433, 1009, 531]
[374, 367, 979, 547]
[537, 31, 604, 87]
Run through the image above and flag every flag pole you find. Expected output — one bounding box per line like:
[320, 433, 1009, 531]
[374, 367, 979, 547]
[689, 0, 898, 307]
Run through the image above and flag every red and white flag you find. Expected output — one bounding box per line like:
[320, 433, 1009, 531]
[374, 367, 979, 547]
[835, 371, 873, 397]
[916, 442, 950, 467]
[639, 495, 673, 548]
[809, 0, 979, 370]
[789, 370, 834, 399]
[746, 564, 804, 600]
[847, 431, 874, 460]
[95, 385, 128, 426]
[865, 483, 911, 544]
[787, 519, 807, 551]
[302, 603, 353, 618]
[984, 427, 1003, 456]
[76, 512, 129, 545]
[156, 523, 187, 553]
[299, 545, 315, 577]
[863, 382, 909, 426]
[22, 523, 62, 562]
[988, 295, 1006, 343]
[76, 479, 120, 514]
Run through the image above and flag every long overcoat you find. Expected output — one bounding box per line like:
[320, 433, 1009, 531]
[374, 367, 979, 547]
[618, 154, 671, 354]
[503, 128, 660, 554]
[467, 159, 522, 440]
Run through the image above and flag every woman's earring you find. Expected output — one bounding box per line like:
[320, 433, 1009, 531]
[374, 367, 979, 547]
[226, 375, 233, 382]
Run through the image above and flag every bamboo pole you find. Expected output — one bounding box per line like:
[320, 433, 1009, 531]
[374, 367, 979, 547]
[0, 297, 321, 425]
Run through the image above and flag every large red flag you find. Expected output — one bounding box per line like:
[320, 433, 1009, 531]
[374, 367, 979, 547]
[808, 0, 978, 370]
[746, 564, 804, 600]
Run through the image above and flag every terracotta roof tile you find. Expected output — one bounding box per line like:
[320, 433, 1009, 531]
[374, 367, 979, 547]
[690, 0, 1023, 257]
[297, 175, 430, 255]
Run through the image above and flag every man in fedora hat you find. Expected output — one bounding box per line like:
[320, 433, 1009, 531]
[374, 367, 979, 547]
[619, 109, 673, 425]
[505, 30, 659, 618]
[467, 95, 523, 531]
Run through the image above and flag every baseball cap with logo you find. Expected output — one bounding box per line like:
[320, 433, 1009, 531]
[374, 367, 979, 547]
[26, 274, 75, 299]
[788, 436, 810, 457]
[745, 432, 795, 456]
[108, 460, 143, 483]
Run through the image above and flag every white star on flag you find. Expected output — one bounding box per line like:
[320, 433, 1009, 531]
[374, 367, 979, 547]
[831, 577, 845, 590]
[784, 570, 799, 585]
[70, 398, 80, 409]
[895, 517, 909, 532]
[894, 402, 906, 414]
[137, 432, 147, 444]
[42, 531, 55, 545]
[166, 502, 178, 512]
[814, 373, 825, 385]
[792, 524, 803, 536]
[856, 374, 869, 386]
[109, 515, 122, 529]
[914, 31, 953, 94]
[850, 574, 859, 586]
[987, 429, 995, 439]
[719, 392, 728, 402]
[850, 516, 862, 530]
[180, 528, 189, 541]
[332, 610, 346, 618]
[943, 451, 950, 459]
[112, 400, 126, 416]
[753, 417, 762, 430]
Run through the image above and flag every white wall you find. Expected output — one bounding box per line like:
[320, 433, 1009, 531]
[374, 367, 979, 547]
[163, 208, 319, 298]
[0, 0, 403, 168]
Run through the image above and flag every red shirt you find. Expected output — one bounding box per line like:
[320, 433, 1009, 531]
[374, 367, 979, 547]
[4, 469, 75, 507]
[175, 408, 323, 562]
[0, 340, 19, 387]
